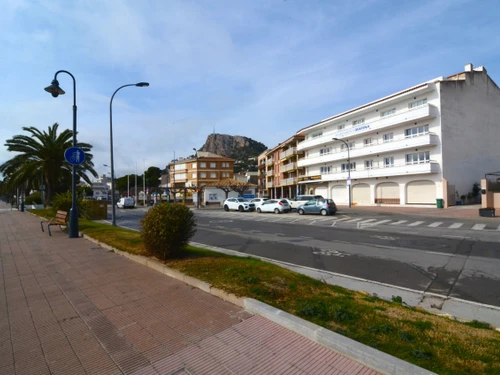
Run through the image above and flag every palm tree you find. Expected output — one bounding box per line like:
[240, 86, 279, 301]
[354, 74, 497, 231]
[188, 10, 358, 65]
[0, 123, 98, 205]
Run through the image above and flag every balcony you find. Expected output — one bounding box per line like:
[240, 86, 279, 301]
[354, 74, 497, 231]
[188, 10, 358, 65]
[266, 159, 274, 166]
[258, 163, 266, 170]
[280, 177, 298, 186]
[298, 161, 439, 183]
[266, 181, 274, 188]
[298, 104, 438, 151]
[267, 168, 274, 175]
[298, 133, 439, 167]
[280, 147, 303, 160]
[280, 162, 297, 173]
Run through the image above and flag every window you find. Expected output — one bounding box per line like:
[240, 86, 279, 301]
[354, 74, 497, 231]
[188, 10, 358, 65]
[352, 118, 364, 126]
[337, 124, 345, 130]
[405, 124, 429, 138]
[210, 173, 216, 178]
[200, 162, 206, 168]
[222, 172, 230, 178]
[384, 157, 394, 167]
[341, 142, 355, 150]
[210, 162, 216, 168]
[191, 173, 196, 178]
[383, 133, 393, 143]
[320, 166, 332, 174]
[408, 98, 427, 109]
[320, 147, 331, 156]
[363, 138, 373, 147]
[192, 163, 197, 168]
[311, 131, 323, 139]
[381, 108, 396, 117]
[365, 160, 374, 169]
[200, 172, 207, 178]
[221, 162, 229, 168]
[341, 162, 356, 172]
[406, 151, 430, 164]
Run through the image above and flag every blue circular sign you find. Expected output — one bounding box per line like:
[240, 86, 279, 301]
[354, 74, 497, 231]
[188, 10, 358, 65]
[64, 147, 86, 165]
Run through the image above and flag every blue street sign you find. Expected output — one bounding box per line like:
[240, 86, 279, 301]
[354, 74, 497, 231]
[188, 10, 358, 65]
[64, 147, 86, 165]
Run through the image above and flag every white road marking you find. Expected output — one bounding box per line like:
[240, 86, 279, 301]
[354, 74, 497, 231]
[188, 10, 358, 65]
[358, 219, 378, 224]
[428, 222, 443, 228]
[389, 220, 407, 226]
[496, 224, 500, 231]
[442, 235, 470, 239]
[345, 218, 363, 223]
[309, 220, 317, 225]
[448, 223, 464, 229]
[369, 219, 392, 226]
[371, 235, 399, 240]
[471, 224, 486, 231]
[407, 221, 424, 227]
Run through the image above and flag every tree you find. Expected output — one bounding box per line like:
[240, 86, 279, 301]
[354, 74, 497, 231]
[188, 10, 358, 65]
[205, 178, 255, 199]
[146, 166, 161, 188]
[0, 123, 98, 205]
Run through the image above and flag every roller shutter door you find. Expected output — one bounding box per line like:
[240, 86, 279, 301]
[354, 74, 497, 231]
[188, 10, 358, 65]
[375, 182, 400, 204]
[407, 180, 436, 204]
[314, 185, 328, 198]
[331, 185, 347, 203]
[352, 184, 370, 204]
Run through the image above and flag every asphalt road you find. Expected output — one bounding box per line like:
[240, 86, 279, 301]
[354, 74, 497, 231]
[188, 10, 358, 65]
[111, 207, 500, 308]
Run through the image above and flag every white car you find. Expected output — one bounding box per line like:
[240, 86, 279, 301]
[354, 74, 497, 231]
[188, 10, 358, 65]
[117, 197, 135, 208]
[250, 198, 269, 208]
[256, 199, 291, 214]
[223, 198, 256, 212]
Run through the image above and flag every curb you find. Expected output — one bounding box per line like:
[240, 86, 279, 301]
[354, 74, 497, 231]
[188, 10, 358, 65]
[82, 233, 436, 375]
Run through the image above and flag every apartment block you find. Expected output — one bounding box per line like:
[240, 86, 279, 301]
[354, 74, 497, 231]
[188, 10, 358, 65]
[295, 63, 500, 207]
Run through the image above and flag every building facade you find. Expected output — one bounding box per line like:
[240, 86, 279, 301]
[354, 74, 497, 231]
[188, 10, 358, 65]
[295, 63, 500, 207]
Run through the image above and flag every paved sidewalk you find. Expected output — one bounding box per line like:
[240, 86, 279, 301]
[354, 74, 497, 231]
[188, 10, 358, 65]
[0, 207, 379, 375]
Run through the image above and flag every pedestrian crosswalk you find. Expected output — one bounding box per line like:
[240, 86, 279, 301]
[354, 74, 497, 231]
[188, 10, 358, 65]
[196, 210, 500, 232]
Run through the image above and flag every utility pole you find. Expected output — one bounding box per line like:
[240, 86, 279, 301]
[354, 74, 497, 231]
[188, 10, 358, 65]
[143, 159, 146, 206]
[135, 162, 137, 205]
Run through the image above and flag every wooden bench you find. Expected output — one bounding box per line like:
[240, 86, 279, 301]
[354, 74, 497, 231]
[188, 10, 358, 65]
[41, 210, 68, 236]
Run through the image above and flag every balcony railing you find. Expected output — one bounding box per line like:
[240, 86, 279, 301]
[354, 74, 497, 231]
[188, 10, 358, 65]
[298, 133, 438, 168]
[266, 159, 274, 166]
[280, 162, 297, 173]
[280, 147, 298, 159]
[266, 182, 274, 188]
[280, 177, 298, 186]
[267, 168, 274, 174]
[298, 104, 438, 151]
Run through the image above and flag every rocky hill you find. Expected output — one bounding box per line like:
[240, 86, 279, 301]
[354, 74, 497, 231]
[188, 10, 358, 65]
[199, 134, 267, 161]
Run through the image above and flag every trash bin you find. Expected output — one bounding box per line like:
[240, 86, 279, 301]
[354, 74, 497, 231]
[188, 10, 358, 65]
[436, 198, 444, 209]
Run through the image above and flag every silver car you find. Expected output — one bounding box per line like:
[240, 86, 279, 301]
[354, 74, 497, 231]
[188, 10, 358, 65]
[256, 199, 291, 214]
[297, 199, 337, 216]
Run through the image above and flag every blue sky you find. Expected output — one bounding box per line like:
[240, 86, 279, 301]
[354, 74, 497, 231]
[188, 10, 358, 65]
[1, 0, 500, 179]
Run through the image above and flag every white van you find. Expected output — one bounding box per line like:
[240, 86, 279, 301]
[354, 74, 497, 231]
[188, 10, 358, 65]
[117, 197, 135, 209]
[288, 195, 324, 210]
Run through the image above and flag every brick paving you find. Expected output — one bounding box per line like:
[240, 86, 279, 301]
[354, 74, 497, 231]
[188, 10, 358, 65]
[0, 205, 380, 375]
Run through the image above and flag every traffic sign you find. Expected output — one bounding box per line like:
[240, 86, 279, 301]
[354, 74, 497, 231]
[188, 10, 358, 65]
[64, 147, 86, 165]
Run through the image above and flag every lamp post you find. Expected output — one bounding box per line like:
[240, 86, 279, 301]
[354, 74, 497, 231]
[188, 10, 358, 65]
[332, 138, 352, 208]
[45, 70, 79, 238]
[109, 82, 149, 226]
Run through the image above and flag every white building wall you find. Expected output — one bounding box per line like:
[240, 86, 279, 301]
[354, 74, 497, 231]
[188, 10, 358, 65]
[440, 68, 500, 200]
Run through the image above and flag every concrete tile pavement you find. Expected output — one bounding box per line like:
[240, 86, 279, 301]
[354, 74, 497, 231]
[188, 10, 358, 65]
[0, 206, 380, 375]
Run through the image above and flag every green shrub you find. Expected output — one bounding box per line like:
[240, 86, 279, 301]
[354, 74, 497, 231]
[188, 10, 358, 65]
[51, 191, 89, 218]
[140, 203, 196, 260]
[25, 191, 42, 205]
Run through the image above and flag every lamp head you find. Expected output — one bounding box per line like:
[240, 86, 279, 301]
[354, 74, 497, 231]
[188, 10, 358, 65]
[135, 82, 149, 87]
[332, 138, 339, 140]
[44, 79, 65, 98]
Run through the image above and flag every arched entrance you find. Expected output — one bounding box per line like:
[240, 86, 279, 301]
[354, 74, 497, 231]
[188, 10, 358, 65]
[352, 183, 370, 204]
[331, 185, 347, 204]
[375, 182, 400, 204]
[407, 180, 436, 204]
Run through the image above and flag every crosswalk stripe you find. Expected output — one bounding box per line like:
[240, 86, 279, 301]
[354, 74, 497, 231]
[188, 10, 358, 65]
[369, 219, 392, 226]
[471, 224, 486, 231]
[345, 218, 363, 223]
[448, 223, 464, 229]
[497, 224, 500, 231]
[407, 221, 424, 227]
[390, 220, 407, 226]
[358, 219, 378, 224]
[428, 222, 443, 228]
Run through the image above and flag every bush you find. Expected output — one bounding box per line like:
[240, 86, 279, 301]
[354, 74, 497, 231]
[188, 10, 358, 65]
[25, 191, 42, 205]
[140, 203, 197, 260]
[51, 191, 89, 218]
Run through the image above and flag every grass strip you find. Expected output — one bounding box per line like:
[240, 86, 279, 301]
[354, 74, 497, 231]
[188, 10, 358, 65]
[36, 212, 500, 375]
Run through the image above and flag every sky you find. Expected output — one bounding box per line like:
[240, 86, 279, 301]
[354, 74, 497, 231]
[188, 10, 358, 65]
[1, 0, 500, 180]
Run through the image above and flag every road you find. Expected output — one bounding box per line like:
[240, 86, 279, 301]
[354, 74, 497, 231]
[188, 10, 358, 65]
[111, 207, 500, 308]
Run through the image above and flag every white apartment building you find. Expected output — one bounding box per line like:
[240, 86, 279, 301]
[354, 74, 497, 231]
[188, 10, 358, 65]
[296, 63, 500, 207]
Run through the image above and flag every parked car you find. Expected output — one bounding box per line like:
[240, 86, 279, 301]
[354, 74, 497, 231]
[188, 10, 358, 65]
[256, 199, 291, 214]
[288, 195, 324, 210]
[117, 197, 135, 209]
[297, 199, 337, 216]
[223, 198, 256, 212]
[250, 198, 269, 208]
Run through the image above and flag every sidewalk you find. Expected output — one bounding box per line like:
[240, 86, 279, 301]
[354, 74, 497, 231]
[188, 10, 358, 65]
[0, 207, 381, 375]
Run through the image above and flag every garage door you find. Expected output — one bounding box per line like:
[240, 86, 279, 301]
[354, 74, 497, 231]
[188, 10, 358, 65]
[352, 184, 370, 204]
[375, 182, 400, 204]
[407, 180, 436, 204]
[314, 185, 328, 198]
[331, 185, 347, 203]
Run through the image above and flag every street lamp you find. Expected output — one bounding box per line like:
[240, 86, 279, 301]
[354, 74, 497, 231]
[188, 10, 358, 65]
[332, 138, 352, 208]
[109, 82, 149, 226]
[45, 70, 79, 238]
